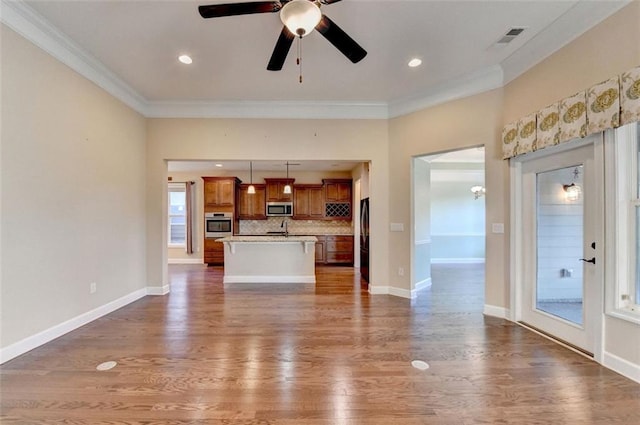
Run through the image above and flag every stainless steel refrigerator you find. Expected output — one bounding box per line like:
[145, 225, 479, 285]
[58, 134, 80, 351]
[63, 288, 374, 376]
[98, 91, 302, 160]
[360, 198, 369, 282]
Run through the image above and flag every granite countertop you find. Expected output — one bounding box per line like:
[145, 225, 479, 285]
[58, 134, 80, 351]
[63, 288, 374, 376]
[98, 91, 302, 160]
[219, 235, 318, 243]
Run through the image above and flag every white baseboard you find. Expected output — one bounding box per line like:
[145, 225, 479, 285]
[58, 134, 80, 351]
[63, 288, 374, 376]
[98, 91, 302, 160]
[0, 287, 148, 365]
[603, 351, 640, 384]
[168, 258, 203, 264]
[147, 284, 170, 295]
[223, 275, 316, 284]
[431, 258, 485, 264]
[484, 304, 510, 319]
[414, 278, 432, 291]
[368, 285, 413, 299]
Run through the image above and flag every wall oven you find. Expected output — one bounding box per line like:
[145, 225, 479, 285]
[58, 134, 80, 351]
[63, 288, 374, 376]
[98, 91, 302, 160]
[205, 212, 233, 238]
[266, 202, 293, 217]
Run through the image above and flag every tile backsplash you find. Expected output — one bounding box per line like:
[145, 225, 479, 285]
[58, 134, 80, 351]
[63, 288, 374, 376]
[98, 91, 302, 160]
[239, 218, 353, 235]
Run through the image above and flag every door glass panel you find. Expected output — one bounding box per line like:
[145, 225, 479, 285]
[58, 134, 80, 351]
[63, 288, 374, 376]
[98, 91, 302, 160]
[536, 165, 584, 325]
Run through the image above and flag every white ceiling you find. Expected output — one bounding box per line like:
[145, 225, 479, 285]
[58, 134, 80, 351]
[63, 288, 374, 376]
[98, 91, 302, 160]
[2, 0, 627, 172]
[5, 0, 629, 119]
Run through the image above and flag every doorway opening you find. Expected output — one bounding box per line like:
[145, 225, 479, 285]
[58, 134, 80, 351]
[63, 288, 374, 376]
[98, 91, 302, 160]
[412, 146, 486, 305]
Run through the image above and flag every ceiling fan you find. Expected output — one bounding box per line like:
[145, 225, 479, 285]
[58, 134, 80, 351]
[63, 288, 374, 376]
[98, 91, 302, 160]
[198, 0, 367, 71]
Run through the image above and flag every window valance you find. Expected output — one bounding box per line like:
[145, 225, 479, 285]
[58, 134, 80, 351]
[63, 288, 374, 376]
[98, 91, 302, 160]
[502, 65, 640, 159]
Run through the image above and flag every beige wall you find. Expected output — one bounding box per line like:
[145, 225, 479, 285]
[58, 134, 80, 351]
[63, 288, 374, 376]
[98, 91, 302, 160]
[388, 89, 506, 306]
[503, 1, 640, 124]
[146, 118, 389, 290]
[1, 26, 147, 348]
[503, 2, 640, 367]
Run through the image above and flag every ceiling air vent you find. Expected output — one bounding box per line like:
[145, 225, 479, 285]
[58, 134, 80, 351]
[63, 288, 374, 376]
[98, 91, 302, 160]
[496, 27, 526, 44]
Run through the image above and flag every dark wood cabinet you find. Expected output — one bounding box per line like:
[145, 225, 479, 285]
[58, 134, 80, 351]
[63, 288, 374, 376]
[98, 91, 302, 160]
[325, 235, 354, 265]
[237, 184, 267, 220]
[203, 177, 240, 208]
[293, 184, 324, 220]
[315, 237, 326, 264]
[265, 178, 295, 202]
[314, 235, 353, 265]
[204, 237, 224, 265]
[322, 179, 352, 220]
[323, 179, 352, 202]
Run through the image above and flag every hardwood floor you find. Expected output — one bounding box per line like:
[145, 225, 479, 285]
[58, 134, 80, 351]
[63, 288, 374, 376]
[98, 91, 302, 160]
[2, 264, 640, 424]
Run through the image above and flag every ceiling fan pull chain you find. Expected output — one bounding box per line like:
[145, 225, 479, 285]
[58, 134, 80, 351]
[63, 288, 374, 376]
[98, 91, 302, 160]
[297, 36, 303, 83]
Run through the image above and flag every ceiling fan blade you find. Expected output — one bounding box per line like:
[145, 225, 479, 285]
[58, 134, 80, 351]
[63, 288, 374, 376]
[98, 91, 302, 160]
[198, 2, 282, 18]
[319, 0, 343, 4]
[267, 26, 295, 71]
[315, 15, 367, 64]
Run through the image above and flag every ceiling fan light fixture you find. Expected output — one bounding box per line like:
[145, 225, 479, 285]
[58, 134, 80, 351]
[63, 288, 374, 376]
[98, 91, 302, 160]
[408, 58, 422, 68]
[178, 54, 193, 65]
[280, 0, 322, 37]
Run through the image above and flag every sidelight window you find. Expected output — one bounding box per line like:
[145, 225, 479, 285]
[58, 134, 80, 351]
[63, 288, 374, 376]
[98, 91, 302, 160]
[607, 122, 640, 322]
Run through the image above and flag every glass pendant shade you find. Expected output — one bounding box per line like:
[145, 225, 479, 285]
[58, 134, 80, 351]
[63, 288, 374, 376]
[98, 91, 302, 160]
[280, 0, 321, 37]
[283, 184, 292, 194]
[248, 161, 255, 194]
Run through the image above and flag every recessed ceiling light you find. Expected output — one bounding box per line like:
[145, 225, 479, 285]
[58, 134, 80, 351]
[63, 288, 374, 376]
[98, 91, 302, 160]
[408, 58, 422, 68]
[178, 54, 193, 65]
[215, 163, 223, 167]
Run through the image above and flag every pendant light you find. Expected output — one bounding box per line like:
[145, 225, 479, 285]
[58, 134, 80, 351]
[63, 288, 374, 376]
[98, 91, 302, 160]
[247, 161, 256, 194]
[283, 161, 292, 194]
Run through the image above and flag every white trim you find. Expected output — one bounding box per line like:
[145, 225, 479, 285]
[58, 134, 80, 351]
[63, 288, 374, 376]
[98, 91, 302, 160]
[223, 275, 316, 284]
[602, 351, 640, 384]
[431, 258, 485, 264]
[388, 65, 504, 118]
[389, 286, 413, 299]
[0, 0, 148, 114]
[146, 285, 170, 296]
[0, 288, 147, 364]
[368, 285, 413, 299]
[0, 1, 502, 120]
[430, 233, 486, 237]
[414, 239, 431, 245]
[146, 100, 389, 120]
[483, 304, 510, 319]
[413, 278, 432, 293]
[168, 258, 203, 265]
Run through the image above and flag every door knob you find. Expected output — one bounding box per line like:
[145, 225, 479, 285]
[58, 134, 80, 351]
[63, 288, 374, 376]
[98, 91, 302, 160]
[580, 257, 596, 264]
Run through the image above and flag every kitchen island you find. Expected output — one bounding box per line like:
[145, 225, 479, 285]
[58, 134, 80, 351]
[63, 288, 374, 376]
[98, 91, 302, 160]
[218, 235, 318, 284]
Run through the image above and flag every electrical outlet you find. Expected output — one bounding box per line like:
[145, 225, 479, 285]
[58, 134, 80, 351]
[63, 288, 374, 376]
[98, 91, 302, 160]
[398, 267, 405, 276]
[90, 282, 97, 294]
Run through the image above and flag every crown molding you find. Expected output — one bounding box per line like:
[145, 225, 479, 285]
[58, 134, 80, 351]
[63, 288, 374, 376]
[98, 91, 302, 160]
[388, 65, 504, 119]
[0, 0, 149, 114]
[501, 0, 630, 85]
[145, 100, 389, 120]
[2, 0, 509, 120]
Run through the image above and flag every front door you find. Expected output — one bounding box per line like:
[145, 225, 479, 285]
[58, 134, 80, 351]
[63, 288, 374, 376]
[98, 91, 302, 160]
[519, 140, 602, 355]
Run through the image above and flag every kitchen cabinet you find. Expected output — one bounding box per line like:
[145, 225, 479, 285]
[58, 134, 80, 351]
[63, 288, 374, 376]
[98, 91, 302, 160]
[237, 184, 267, 220]
[204, 237, 225, 265]
[325, 235, 354, 265]
[323, 179, 352, 220]
[293, 184, 324, 220]
[314, 235, 353, 265]
[203, 177, 241, 209]
[265, 178, 295, 202]
[324, 179, 352, 202]
[315, 238, 326, 263]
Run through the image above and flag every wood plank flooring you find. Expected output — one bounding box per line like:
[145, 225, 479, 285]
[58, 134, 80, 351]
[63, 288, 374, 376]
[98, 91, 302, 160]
[2, 264, 640, 424]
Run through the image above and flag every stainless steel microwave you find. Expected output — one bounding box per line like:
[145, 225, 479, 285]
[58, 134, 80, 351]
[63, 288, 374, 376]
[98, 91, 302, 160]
[266, 202, 293, 217]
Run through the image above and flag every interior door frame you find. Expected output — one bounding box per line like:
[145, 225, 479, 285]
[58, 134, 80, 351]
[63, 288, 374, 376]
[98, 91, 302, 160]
[510, 134, 605, 363]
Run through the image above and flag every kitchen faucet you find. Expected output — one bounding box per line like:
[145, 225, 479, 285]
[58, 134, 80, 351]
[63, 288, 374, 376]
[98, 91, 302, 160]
[280, 218, 288, 237]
